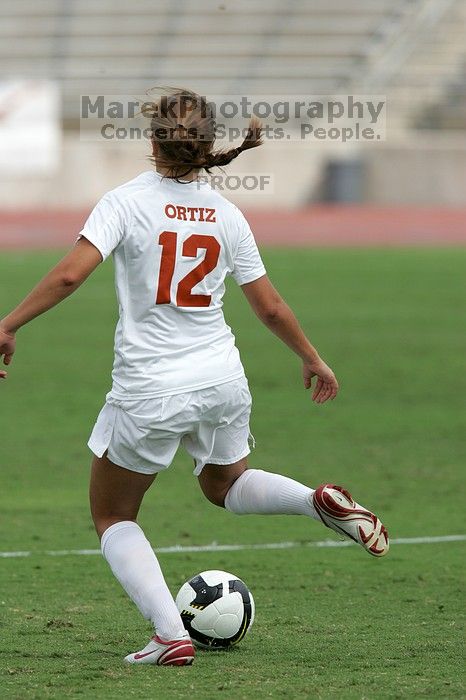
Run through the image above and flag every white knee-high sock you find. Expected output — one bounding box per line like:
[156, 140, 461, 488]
[101, 521, 185, 640]
[224, 469, 320, 521]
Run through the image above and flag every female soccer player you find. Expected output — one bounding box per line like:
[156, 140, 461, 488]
[0, 89, 388, 667]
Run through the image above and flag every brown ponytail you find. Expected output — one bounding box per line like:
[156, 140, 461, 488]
[202, 117, 263, 170]
[143, 88, 263, 181]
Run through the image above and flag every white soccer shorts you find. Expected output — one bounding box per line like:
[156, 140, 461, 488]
[87, 377, 253, 476]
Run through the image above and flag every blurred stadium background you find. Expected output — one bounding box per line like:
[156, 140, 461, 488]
[1, 4, 465, 697]
[0, 0, 465, 248]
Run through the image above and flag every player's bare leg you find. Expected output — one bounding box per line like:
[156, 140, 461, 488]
[90, 454, 195, 666]
[90, 452, 155, 537]
[197, 457, 247, 507]
[199, 461, 389, 557]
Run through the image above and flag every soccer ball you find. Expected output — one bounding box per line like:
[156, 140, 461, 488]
[175, 570, 255, 649]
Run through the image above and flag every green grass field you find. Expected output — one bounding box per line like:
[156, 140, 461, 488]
[0, 248, 465, 699]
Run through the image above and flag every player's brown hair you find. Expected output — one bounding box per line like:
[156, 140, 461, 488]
[143, 88, 263, 181]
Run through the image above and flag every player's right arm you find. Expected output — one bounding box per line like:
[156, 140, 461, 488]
[0, 191, 128, 380]
[0, 237, 103, 379]
[241, 275, 339, 404]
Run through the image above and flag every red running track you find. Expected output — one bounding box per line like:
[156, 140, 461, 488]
[0, 206, 465, 249]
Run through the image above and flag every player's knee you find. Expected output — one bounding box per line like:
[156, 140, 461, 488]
[203, 487, 228, 508]
[201, 474, 243, 508]
[92, 513, 136, 540]
[199, 461, 247, 508]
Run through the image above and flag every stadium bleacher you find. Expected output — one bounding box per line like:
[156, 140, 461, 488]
[0, 0, 465, 209]
[0, 0, 464, 130]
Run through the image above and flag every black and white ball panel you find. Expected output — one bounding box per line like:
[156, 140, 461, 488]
[175, 570, 254, 649]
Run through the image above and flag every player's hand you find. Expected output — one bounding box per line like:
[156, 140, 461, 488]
[0, 325, 16, 379]
[303, 356, 339, 403]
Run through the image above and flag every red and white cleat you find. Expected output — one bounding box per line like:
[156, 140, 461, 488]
[312, 484, 389, 557]
[124, 633, 195, 666]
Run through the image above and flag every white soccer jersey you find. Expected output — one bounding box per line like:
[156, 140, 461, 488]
[79, 171, 266, 399]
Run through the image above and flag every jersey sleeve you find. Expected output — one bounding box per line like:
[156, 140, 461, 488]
[231, 213, 266, 286]
[77, 194, 128, 261]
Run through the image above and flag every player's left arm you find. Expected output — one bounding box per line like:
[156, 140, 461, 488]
[0, 237, 102, 378]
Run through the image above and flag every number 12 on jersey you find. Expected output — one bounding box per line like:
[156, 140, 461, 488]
[156, 231, 221, 308]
